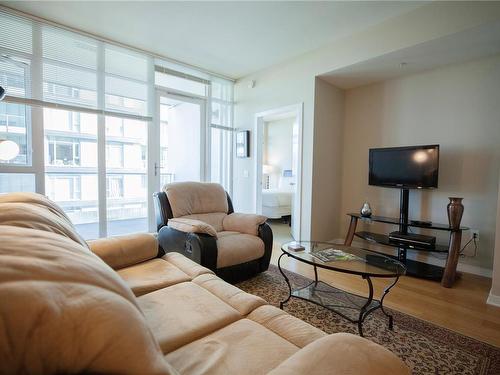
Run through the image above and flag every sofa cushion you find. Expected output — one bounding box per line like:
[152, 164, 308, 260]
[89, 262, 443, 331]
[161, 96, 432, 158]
[165, 319, 299, 375]
[0, 225, 175, 375]
[180, 212, 227, 232]
[0, 201, 88, 248]
[268, 333, 411, 375]
[0, 226, 137, 305]
[216, 233, 265, 268]
[217, 230, 240, 238]
[118, 259, 191, 296]
[138, 281, 241, 353]
[0, 192, 82, 239]
[248, 305, 326, 348]
[193, 273, 267, 315]
[89, 233, 159, 270]
[164, 181, 228, 217]
[162, 252, 214, 278]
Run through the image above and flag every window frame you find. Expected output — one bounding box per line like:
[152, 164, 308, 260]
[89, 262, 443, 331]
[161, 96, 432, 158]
[0, 9, 234, 239]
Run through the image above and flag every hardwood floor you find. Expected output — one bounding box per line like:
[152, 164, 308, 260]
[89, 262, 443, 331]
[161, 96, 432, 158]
[268, 223, 500, 348]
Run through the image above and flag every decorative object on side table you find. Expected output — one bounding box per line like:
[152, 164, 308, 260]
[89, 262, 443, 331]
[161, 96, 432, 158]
[447, 197, 464, 230]
[360, 201, 372, 217]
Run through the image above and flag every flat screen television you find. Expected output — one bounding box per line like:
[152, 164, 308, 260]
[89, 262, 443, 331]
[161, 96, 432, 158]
[369, 145, 439, 189]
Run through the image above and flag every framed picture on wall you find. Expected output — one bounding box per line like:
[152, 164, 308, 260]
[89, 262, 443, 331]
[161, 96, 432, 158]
[236, 130, 250, 158]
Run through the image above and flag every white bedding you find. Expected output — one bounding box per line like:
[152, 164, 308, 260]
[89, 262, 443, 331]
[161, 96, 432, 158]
[262, 189, 293, 207]
[262, 189, 293, 218]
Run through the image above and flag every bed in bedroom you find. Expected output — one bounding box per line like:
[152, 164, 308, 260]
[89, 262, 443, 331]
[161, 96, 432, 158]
[262, 188, 293, 222]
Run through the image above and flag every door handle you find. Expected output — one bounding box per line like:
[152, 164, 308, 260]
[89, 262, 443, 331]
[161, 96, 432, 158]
[154, 162, 159, 176]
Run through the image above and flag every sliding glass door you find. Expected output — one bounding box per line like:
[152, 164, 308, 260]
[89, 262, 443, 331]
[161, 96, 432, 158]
[156, 91, 206, 190]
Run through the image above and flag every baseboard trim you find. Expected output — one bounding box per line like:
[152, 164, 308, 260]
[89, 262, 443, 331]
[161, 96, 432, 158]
[487, 292, 500, 307]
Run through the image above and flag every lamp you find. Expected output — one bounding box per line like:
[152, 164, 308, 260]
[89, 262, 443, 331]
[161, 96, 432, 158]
[0, 84, 20, 161]
[0, 139, 20, 161]
[262, 164, 277, 190]
[262, 164, 274, 175]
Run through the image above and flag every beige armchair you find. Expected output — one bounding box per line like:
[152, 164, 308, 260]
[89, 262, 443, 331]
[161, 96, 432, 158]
[154, 181, 273, 282]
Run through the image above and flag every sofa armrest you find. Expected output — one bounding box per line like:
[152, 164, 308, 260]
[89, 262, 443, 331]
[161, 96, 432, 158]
[88, 233, 159, 270]
[223, 213, 267, 236]
[268, 333, 410, 375]
[168, 218, 218, 238]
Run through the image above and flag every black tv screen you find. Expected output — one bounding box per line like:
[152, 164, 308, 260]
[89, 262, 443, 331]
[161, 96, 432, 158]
[369, 145, 439, 189]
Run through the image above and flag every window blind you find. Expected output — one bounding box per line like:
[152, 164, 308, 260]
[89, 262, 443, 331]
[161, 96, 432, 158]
[0, 10, 32, 55]
[0, 57, 30, 99]
[105, 45, 149, 117]
[0, 9, 152, 121]
[210, 77, 233, 130]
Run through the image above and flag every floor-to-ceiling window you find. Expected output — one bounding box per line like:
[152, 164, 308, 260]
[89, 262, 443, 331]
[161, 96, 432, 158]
[0, 8, 234, 239]
[44, 108, 100, 238]
[155, 65, 234, 193]
[209, 78, 233, 193]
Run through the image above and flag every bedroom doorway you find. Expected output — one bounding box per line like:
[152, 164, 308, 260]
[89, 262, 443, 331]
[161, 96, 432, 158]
[255, 104, 303, 240]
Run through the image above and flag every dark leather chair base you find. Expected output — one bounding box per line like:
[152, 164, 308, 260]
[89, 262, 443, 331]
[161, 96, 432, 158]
[154, 190, 273, 283]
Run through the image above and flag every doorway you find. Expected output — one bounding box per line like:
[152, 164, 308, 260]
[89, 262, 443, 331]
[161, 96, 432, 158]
[148, 90, 206, 230]
[155, 91, 206, 190]
[255, 104, 303, 240]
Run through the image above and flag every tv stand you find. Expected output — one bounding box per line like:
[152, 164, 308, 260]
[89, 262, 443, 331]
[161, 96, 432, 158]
[344, 189, 468, 287]
[399, 188, 409, 234]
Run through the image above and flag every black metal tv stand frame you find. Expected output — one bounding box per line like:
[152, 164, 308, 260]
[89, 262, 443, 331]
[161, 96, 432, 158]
[344, 189, 468, 287]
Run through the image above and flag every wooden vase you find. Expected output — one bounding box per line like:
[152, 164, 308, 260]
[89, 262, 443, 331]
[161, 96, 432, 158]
[447, 197, 464, 230]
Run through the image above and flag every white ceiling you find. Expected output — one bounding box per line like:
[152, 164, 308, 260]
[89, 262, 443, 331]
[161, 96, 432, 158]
[321, 20, 500, 89]
[1, 1, 424, 79]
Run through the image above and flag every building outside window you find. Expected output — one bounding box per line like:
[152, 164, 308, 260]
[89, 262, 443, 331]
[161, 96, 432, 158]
[107, 175, 124, 198]
[0, 104, 29, 166]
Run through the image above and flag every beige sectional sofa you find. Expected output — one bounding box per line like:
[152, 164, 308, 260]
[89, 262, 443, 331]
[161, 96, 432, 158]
[0, 192, 409, 374]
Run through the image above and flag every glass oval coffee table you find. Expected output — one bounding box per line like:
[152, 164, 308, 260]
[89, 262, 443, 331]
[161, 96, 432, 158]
[279, 241, 406, 337]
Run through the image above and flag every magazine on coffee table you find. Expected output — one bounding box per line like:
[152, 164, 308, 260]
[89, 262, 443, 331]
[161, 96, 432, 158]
[311, 248, 361, 262]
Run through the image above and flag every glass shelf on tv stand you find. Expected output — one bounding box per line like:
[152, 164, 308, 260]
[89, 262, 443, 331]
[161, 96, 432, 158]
[348, 213, 469, 232]
[345, 213, 469, 285]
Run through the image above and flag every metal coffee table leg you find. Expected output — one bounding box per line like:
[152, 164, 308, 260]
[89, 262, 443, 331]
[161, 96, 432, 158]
[357, 275, 374, 337]
[278, 253, 292, 309]
[380, 276, 399, 330]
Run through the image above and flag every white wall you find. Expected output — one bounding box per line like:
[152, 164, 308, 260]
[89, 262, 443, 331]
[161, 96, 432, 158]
[264, 117, 294, 189]
[489, 175, 500, 303]
[311, 78, 345, 241]
[233, 2, 500, 241]
[233, 67, 315, 239]
[340, 55, 500, 273]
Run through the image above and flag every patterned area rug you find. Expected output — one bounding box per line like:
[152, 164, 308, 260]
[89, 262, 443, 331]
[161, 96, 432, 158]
[236, 265, 500, 375]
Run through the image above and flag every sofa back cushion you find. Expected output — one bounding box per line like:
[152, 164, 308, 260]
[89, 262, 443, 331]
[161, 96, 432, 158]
[0, 192, 88, 248]
[0, 225, 175, 374]
[163, 181, 228, 218]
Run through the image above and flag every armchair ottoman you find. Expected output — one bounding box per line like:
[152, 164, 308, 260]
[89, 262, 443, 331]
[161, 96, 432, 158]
[154, 182, 273, 282]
